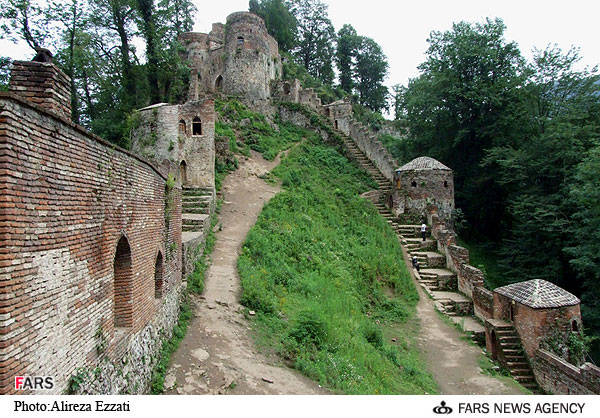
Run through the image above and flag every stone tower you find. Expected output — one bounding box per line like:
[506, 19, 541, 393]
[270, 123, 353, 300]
[179, 12, 281, 105]
[222, 12, 281, 101]
[392, 156, 454, 220]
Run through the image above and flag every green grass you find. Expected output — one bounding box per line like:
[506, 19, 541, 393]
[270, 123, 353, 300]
[216, 97, 308, 160]
[238, 132, 438, 394]
[150, 296, 192, 394]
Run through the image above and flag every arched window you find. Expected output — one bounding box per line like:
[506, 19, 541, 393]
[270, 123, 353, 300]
[572, 320, 579, 332]
[237, 36, 244, 46]
[180, 160, 187, 184]
[215, 75, 223, 91]
[155, 251, 164, 299]
[192, 117, 202, 136]
[444, 180, 448, 188]
[179, 119, 186, 135]
[411, 181, 417, 187]
[283, 83, 291, 95]
[113, 235, 133, 328]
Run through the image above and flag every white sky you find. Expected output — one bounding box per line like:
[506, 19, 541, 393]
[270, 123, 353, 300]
[2, 0, 599, 89]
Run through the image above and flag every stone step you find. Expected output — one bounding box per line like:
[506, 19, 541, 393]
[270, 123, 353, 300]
[182, 195, 212, 202]
[511, 370, 535, 383]
[499, 335, 519, 343]
[182, 200, 210, 208]
[506, 362, 529, 368]
[183, 208, 210, 215]
[419, 283, 439, 292]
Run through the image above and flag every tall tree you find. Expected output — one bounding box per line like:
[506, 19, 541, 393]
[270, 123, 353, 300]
[354, 36, 388, 112]
[249, 0, 296, 52]
[0, 57, 11, 91]
[335, 24, 359, 93]
[0, 0, 53, 52]
[390, 84, 405, 121]
[401, 18, 528, 239]
[290, 0, 335, 85]
[137, 0, 160, 104]
[485, 46, 600, 287]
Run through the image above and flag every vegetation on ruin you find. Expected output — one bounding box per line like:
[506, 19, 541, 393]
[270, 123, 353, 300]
[216, 97, 313, 160]
[237, 129, 437, 394]
[150, 297, 193, 394]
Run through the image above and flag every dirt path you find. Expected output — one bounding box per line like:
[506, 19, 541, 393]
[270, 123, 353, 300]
[165, 150, 324, 395]
[401, 249, 525, 394]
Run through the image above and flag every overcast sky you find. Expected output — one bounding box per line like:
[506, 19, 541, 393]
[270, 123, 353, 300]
[2, 0, 599, 88]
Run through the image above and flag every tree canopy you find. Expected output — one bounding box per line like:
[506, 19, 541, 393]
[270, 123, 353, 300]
[395, 18, 600, 360]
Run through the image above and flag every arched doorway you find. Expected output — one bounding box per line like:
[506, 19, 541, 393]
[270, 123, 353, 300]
[215, 75, 223, 91]
[154, 251, 163, 299]
[180, 160, 187, 184]
[113, 235, 133, 328]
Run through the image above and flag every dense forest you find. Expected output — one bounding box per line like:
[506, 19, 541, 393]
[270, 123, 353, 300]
[1, 0, 599, 361]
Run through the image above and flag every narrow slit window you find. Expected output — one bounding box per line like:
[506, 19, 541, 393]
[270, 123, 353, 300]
[155, 252, 163, 299]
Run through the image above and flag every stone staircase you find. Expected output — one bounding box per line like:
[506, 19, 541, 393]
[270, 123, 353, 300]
[493, 322, 539, 391]
[332, 118, 538, 392]
[182, 186, 213, 234]
[340, 136, 392, 197]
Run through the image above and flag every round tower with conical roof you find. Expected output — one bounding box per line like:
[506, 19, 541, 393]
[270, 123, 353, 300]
[392, 156, 454, 220]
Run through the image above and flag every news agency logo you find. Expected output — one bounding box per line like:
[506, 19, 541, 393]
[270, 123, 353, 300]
[15, 376, 55, 391]
[433, 401, 453, 415]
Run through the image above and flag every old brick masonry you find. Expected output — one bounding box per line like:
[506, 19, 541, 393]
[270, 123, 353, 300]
[0, 60, 183, 394]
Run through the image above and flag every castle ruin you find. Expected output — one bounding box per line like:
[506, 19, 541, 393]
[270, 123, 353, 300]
[1, 10, 598, 396]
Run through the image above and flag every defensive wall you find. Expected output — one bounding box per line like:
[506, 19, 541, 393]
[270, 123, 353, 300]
[0, 59, 184, 394]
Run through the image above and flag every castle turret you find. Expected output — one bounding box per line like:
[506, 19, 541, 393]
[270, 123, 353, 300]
[392, 156, 454, 220]
[222, 12, 281, 101]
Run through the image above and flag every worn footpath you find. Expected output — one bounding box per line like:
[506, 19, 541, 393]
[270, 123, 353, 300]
[164, 150, 324, 394]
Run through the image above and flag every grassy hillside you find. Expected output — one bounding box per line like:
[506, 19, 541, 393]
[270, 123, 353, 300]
[237, 125, 437, 394]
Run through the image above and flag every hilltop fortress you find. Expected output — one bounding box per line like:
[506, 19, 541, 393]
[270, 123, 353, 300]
[1, 11, 598, 395]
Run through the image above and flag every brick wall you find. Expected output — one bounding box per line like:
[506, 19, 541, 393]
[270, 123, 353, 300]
[473, 286, 494, 320]
[0, 92, 183, 394]
[533, 349, 600, 394]
[348, 121, 398, 182]
[9, 61, 71, 119]
[394, 168, 454, 220]
[492, 294, 581, 359]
